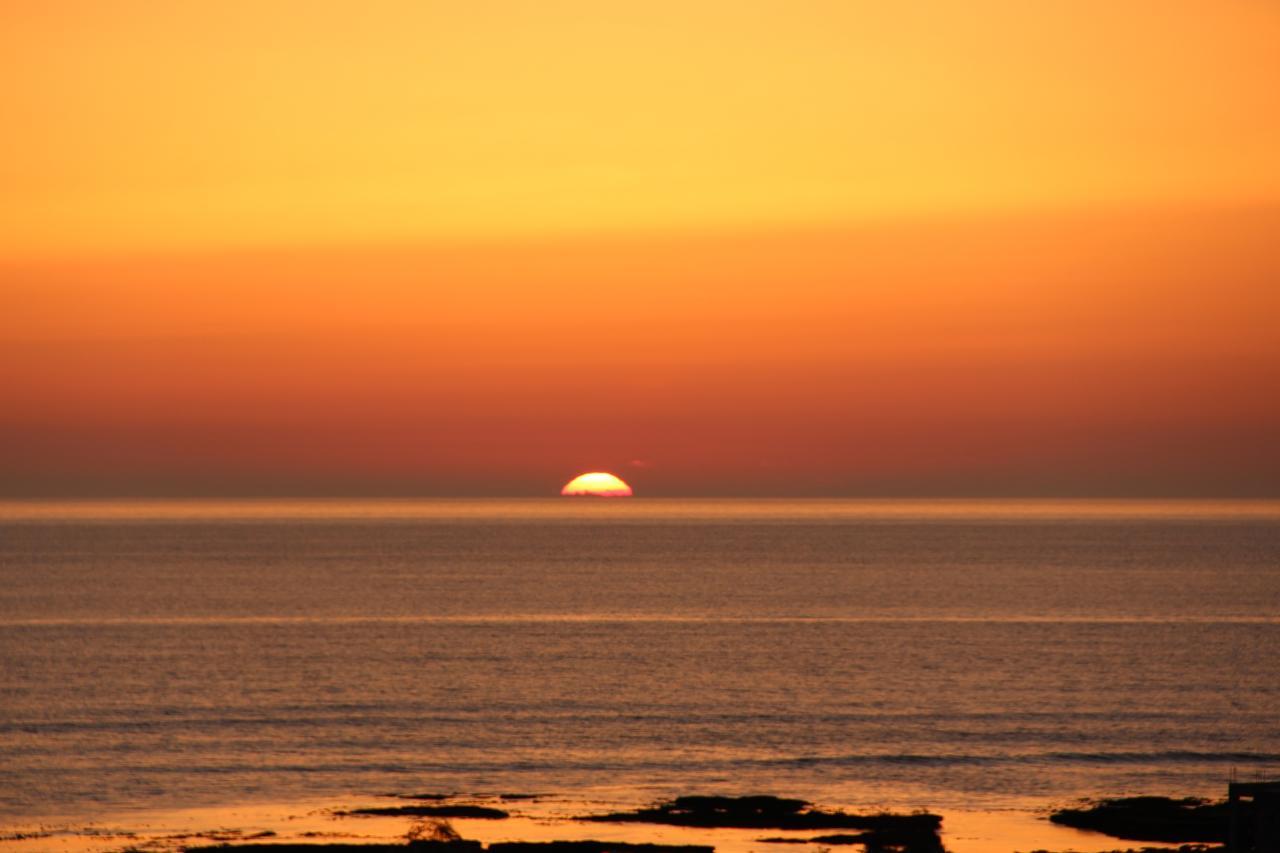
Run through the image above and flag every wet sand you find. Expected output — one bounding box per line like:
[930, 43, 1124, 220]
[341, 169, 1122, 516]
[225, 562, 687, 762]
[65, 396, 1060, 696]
[0, 792, 1189, 853]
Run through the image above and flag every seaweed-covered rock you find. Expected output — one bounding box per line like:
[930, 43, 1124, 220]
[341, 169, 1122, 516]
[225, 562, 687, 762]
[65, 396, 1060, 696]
[577, 796, 944, 853]
[1049, 797, 1232, 843]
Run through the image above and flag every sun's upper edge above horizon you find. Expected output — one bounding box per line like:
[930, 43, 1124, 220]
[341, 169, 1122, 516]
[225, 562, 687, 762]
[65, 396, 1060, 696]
[560, 472, 634, 497]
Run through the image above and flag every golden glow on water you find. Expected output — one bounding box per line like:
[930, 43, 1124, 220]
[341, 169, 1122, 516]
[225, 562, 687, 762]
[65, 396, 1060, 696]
[3, 500, 1277, 832]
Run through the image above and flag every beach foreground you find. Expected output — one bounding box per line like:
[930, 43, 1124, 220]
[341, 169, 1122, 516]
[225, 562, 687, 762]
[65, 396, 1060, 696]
[0, 790, 1227, 853]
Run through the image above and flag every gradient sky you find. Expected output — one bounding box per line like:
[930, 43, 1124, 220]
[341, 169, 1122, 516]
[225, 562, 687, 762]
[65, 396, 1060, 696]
[3, 1, 1279, 496]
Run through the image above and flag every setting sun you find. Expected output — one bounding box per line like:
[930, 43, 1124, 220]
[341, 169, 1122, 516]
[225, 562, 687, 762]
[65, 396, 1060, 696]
[560, 472, 634, 497]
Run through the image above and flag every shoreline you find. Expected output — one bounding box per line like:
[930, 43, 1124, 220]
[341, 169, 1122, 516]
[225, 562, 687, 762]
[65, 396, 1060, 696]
[0, 792, 1195, 853]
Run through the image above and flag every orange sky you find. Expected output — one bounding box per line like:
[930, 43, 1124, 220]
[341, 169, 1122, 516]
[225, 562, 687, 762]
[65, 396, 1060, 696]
[3, 1, 1279, 496]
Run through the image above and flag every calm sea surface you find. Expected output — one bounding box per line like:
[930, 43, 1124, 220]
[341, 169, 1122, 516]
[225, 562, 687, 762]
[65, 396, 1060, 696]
[1, 499, 1278, 823]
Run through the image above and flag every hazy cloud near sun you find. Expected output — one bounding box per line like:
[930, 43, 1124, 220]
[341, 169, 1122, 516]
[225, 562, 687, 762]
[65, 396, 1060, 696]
[3, 205, 1277, 497]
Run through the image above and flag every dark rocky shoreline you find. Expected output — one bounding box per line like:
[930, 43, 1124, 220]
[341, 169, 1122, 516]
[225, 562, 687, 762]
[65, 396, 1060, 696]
[188, 795, 945, 853]
[1048, 797, 1234, 844]
[175, 790, 1268, 853]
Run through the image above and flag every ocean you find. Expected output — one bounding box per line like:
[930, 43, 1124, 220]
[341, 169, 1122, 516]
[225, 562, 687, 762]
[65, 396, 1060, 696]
[1, 499, 1278, 830]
